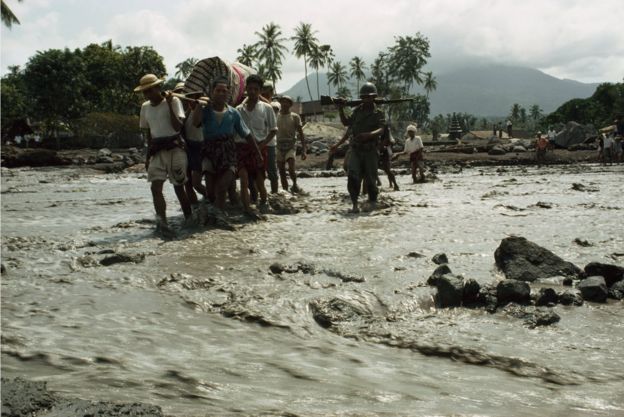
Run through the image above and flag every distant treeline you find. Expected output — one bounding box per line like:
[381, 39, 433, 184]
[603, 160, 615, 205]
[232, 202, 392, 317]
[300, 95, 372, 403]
[545, 82, 624, 129]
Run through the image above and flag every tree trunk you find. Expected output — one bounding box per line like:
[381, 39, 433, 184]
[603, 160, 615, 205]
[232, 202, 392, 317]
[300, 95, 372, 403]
[304, 55, 313, 102]
[315, 69, 320, 101]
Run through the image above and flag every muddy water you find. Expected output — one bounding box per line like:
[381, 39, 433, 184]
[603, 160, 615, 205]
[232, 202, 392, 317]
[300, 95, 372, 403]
[2, 164, 623, 416]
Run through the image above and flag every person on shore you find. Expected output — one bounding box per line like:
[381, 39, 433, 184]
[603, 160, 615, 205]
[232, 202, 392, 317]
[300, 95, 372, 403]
[506, 119, 513, 138]
[173, 82, 207, 212]
[136, 74, 192, 237]
[498, 123, 503, 139]
[236, 74, 277, 213]
[392, 124, 425, 183]
[602, 133, 614, 165]
[276, 95, 306, 193]
[535, 131, 549, 165]
[548, 126, 557, 151]
[492, 124, 496, 137]
[337, 82, 385, 213]
[192, 76, 262, 214]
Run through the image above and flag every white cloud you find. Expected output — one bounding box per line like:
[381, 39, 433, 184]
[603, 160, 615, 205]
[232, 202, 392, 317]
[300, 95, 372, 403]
[1, 0, 622, 88]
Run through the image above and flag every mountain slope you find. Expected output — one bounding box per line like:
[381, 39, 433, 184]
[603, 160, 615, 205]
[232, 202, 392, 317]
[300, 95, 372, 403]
[281, 64, 599, 117]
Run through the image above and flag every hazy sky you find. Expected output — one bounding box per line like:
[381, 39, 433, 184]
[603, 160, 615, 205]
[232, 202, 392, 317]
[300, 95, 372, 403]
[2, 0, 622, 91]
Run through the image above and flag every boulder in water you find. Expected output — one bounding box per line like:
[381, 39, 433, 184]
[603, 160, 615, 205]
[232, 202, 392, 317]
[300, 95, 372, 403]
[434, 274, 464, 308]
[608, 280, 624, 300]
[583, 262, 624, 287]
[462, 278, 481, 305]
[494, 236, 581, 282]
[577, 276, 608, 303]
[432, 253, 449, 265]
[427, 264, 452, 286]
[99, 252, 145, 266]
[535, 287, 559, 306]
[558, 290, 584, 306]
[497, 279, 531, 305]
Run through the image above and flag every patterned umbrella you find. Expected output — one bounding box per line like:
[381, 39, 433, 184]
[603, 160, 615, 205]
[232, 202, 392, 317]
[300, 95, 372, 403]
[183, 57, 256, 106]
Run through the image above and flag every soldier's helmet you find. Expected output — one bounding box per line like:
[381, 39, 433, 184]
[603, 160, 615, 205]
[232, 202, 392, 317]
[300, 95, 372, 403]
[359, 82, 378, 98]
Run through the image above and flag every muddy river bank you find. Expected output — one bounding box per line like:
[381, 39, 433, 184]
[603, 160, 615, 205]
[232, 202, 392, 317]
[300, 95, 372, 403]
[1, 163, 623, 416]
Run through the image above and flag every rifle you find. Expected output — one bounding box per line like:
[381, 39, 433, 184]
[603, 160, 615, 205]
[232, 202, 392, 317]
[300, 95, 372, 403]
[320, 95, 415, 107]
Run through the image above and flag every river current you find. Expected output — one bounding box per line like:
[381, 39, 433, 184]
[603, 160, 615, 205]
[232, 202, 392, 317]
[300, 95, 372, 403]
[1, 163, 623, 416]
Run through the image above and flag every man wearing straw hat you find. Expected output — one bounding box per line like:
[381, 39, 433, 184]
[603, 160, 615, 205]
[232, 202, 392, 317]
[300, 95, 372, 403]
[135, 73, 192, 237]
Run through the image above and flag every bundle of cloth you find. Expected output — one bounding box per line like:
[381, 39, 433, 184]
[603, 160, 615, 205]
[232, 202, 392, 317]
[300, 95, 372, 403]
[183, 57, 256, 106]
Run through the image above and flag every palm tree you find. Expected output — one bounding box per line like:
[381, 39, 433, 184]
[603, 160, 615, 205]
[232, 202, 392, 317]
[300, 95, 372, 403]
[388, 34, 430, 94]
[510, 103, 521, 122]
[327, 61, 348, 93]
[291, 22, 318, 101]
[529, 104, 542, 121]
[322, 45, 335, 96]
[349, 56, 366, 96]
[1, 0, 22, 28]
[254, 22, 289, 90]
[336, 86, 351, 99]
[236, 44, 257, 67]
[423, 71, 437, 98]
[174, 58, 198, 79]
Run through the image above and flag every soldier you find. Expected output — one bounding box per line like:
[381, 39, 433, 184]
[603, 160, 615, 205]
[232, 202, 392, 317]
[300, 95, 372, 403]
[135, 74, 191, 237]
[337, 82, 386, 213]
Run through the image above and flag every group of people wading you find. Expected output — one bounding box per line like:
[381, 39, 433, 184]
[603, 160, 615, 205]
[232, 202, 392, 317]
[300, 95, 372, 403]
[134, 74, 425, 236]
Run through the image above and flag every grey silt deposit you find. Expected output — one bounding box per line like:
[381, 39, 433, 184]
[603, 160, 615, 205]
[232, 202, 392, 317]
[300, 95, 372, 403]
[1, 163, 624, 416]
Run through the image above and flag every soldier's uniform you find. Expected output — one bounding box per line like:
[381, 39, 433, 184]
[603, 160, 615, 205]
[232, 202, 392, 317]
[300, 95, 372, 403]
[341, 84, 386, 206]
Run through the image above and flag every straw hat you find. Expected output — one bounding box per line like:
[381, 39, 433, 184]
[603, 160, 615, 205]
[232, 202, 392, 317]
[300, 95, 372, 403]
[173, 82, 185, 93]
[134, 74, 164, 92]
[271, 101, 281, 112]
[406, 124, 418, 133]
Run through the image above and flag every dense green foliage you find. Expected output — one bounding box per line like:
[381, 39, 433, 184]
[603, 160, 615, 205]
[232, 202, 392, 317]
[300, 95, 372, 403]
[544, 82, 624, 128]
[1, 41, 166, 136]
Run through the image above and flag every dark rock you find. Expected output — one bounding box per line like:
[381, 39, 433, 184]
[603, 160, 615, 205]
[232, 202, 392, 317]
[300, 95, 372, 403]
[462, 278, 481, 305]
[488, 146, 506, 155]
[477, 285, 499, 313]
[501, 304, 560, 327]
[534, 201, 553, 209]
[535, 287, 559, 306]
[99, 252, 145, 266]
[1, 263, 5, 274]
[407, 251, 425, 258]
[267, 194, 299, 215]
[309, 297, 370, 328]
[571, 183, 599, 192]
[577, 276, 608, 303]
[2, 147, 68, 168]
[1, 377, 55, 417]
[574, 238, 593, 247]
[554, 121, 597, 148]
[530, 308, 561, 327]
[269, 262, 285, 274]
[435, 274, 464, 308]
[497, 279, 531, 305]
[584, 262, 624, 287]
[562, 277, 574, 286]
[432, 253, 449, 265]
[1, 376, 164, 417]
[494, 236, 581, 282]
[558, 290, 583, 306]
[427, 264, 452, 286]
[608, 280, 624, 300]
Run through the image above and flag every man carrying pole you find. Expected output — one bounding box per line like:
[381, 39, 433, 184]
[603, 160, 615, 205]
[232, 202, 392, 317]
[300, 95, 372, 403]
[135, 74, 192, 238]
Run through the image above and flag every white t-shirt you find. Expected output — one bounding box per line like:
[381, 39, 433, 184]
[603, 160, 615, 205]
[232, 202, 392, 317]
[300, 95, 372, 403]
[603, 135, 614, 149]
[403, 136, 424, 154]
[139, 97, 185, 138]
[184, 114, 203, 142]
[237, 100, 278, 146]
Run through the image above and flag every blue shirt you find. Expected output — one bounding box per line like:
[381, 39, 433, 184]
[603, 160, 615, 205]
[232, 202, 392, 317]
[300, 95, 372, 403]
[202, 105, 250, 141]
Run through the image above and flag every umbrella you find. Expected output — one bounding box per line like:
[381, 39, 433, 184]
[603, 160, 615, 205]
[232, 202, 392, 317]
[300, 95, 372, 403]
[183, 57, 256, 106]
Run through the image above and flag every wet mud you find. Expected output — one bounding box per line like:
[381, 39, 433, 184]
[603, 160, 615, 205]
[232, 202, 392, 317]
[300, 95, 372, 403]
[1, 163, 624, 416]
